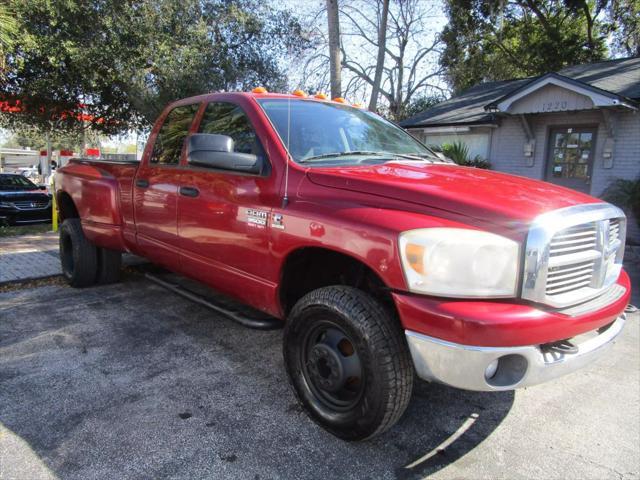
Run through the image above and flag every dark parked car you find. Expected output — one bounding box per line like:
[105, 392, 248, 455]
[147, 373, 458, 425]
[0, 173, 52, 225]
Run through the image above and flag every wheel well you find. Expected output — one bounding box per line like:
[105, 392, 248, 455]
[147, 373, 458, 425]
[57, 191, 79, 222]
[279, 247, 395, 316]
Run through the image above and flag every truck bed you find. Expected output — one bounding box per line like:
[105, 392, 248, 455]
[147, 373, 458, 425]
[55, 158, 139, 251]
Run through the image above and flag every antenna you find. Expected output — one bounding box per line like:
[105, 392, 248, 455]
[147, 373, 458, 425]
[282, 95, 291, 208]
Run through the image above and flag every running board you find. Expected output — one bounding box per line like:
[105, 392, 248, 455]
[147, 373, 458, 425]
[145, 273, 282, 330]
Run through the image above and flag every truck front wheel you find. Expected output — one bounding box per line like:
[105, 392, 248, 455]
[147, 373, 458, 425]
[59, 218, 98, 288]
[283, 286, 414, 441]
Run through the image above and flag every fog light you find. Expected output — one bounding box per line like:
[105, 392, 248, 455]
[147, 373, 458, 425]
[485, 359, 499, 380]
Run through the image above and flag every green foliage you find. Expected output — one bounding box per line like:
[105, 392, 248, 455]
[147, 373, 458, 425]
[602, 178, 640, 228]
[0, 3, 17, 52]
[607, 0, 640, 56]
[0, 0, 309, 135]
[437, 141, 491, 169]
[2, 1, 145, 135]
[126, 1, 307, 124]
[440, 0, 609, 93]
[0, 2, 18, 77]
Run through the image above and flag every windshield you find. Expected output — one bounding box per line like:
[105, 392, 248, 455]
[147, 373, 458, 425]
[0, 174, 38, 190]
[257, 99, 440, 165]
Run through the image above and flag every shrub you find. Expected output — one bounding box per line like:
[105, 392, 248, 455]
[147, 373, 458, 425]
[602, 178, 640, 228]
[437, 141, 491, 169]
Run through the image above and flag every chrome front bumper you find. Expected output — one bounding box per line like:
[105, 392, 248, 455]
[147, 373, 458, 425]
[406, 314, 626, 391]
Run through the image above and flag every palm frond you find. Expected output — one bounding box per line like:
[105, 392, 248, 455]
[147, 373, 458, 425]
[0, 4, 18, 52]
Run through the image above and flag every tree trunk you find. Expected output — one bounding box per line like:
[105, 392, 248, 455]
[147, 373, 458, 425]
[391, 42, 406, 119]
[326, 0, 342, 98]
[368, 0, 389, 112]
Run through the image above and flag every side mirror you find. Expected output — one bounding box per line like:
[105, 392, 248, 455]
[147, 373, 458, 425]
[39, 185, 47, 190]
[187, 133, 262, 174]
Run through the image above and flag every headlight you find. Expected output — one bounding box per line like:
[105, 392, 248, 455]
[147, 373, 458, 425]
[399, 228, 520, 297]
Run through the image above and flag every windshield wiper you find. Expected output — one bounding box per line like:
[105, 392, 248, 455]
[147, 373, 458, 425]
[409, 152, 453, 163]
[388, 153, 433, 162]
[299, 151, 390, 163]
[298, 150, 444, 164]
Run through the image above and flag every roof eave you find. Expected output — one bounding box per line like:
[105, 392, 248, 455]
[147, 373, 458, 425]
[485, 72, 637, 112]
[403, 119, 499, 129]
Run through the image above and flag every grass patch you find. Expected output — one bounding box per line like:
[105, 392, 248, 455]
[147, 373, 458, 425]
[0, 274, 65, 292]
[0, 223, 53, 238]
[0, 265, 148, 292]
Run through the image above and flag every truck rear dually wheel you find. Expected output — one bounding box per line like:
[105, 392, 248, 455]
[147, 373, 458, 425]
[96, 247, 122, 284]
[59, 218, 98, 287]
[283, 286, 414, 441]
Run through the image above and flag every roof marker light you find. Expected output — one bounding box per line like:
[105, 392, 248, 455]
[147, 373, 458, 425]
[332, 97, 347, 103]
[352, 102, 363, 108]
[314, 93, 328, 100]
[252, 87, 268, 94]
[292, 89, 307, 97]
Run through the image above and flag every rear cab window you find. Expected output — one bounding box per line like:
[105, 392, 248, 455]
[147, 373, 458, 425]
[150, 104, 200, 166]
[198, 102, 266, 161]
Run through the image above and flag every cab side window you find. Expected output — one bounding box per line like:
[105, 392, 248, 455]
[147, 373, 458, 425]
[198, 102, 264, 157]
[150, 103, 199, 165]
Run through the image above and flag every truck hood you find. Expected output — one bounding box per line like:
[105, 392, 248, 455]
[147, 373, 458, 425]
[306, 162, 600, 226]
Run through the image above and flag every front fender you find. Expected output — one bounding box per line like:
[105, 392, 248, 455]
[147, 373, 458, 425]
[270, 198, 480, 292]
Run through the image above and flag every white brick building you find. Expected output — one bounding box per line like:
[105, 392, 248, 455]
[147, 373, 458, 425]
[401, 57, 640, 240]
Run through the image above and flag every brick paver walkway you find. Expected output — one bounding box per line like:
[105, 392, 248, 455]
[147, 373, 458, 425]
[0, 232, 61, 283]
[0, 231, 147, 285]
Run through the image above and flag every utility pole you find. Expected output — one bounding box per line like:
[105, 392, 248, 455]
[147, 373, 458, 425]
[326, 0, 342, 99]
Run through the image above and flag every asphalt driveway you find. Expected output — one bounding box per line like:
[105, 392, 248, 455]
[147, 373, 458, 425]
[1, 274, 638, 480]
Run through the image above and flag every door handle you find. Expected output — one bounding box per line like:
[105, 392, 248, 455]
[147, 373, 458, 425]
[135, 179, 149, 188]
[179, 186, 199, 198]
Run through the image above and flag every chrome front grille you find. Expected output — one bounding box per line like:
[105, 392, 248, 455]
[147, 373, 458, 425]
[522, 204, 626, 309]
[546, 223, 598, 297]
[548, 223, 597, 257]
[546, 260, 596, 296]
[12, 200, 50, 210]
[609, 219, 620, 245]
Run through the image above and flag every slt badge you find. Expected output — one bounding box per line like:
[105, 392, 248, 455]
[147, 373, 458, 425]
[272, 213, 285, 230]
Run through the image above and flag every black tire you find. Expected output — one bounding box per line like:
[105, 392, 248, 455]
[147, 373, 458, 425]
[283, 286, 414, 441]
[96, 247, 122, 284]
[59, 218, 98, 287]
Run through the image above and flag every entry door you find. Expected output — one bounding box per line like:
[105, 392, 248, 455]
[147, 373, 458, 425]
[177, 101, 279, 308]
[134, 103, 200, 269]
[545, 127, 596, 193]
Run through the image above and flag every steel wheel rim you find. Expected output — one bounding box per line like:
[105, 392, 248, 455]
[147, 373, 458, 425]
[301, 320, 365, 412]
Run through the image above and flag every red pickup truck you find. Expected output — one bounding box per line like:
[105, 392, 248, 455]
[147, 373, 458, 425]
[55, 91, 630, 440]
